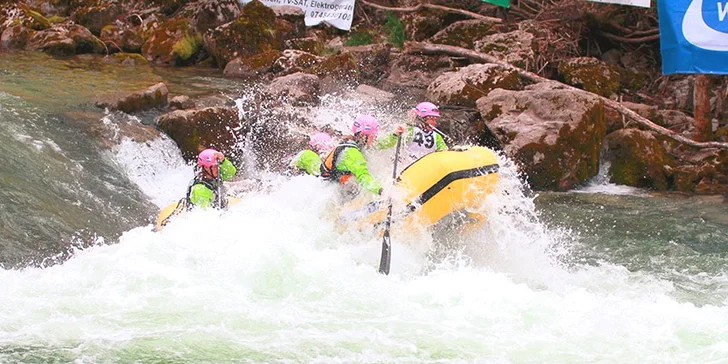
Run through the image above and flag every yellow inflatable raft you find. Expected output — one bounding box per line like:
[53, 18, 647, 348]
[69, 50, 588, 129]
[339, 145, 500, 232]
[154, 196, 241, 232]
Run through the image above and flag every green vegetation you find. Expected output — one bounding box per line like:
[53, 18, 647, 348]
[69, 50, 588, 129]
[344, 31, 373, 46]
[385, 12, 405, 48]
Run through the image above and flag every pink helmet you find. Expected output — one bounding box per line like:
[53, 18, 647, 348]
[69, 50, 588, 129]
[309, 132, 333, 151]
[414, 102, 440, 118]
[351, 114, 379, 136]
[197, 148, 221, 167]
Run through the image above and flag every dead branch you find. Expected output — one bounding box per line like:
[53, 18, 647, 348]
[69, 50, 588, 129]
[358, 0, 502, 23]
[599, 31, 660, 44]
[404, 41, 728, 150]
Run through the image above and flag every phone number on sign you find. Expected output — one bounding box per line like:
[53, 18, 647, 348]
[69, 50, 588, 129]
[308, 11, 351, 20]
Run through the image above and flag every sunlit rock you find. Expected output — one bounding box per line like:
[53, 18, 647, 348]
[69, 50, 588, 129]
[427, 63, 522, 107]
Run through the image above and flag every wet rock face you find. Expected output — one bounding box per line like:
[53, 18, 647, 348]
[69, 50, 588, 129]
[156, 106, 243, 161]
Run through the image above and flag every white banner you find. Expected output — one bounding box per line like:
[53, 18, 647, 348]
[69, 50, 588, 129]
[587, 0, 651, 7]
[240, 0, 356, 30]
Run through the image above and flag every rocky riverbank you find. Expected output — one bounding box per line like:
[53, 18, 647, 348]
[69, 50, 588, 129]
[2, 0, 727, 194]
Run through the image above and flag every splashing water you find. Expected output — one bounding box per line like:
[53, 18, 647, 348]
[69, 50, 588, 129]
[3, 132, 728, 363]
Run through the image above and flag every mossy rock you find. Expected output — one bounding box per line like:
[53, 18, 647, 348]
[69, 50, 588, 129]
[308, 52, 359, 84]
[519, 102, 608, 190]
[285, 37, 324, 55]
[20, 5, 51, 30]
[172, 32, 202, 61]
[431, 19, 494, 49]
[605, 128, 673, 190]
[157, 107, 241, 160]
[427, 64, 523, 107]
[243, 50, 282, 70]
[205, 0, 280, 68]
[558, 57, 621, 97]
[142, 18, 200, 65]
[72, 3, 122, 35]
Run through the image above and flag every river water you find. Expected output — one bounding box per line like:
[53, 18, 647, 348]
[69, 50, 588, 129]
[1, 51, 727, 363]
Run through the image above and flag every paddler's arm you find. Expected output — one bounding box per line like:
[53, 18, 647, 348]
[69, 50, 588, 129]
[291, 149, 322, 176]
[219, 158, 237, 181]
[338, 148, 383, 195]
[435, 133, 449, 151]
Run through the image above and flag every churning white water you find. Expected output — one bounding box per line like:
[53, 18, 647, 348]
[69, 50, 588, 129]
[1, 134, 728, 363]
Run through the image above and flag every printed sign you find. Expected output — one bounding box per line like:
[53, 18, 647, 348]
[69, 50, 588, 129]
[240, 0, 355, 30]
[587, 0, 651, 7]
[659, 0, 728, 74]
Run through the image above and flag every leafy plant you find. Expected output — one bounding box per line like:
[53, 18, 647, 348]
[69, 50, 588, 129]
[385, 12, 405, 48]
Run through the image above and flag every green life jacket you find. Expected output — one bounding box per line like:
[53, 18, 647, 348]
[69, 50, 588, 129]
[185, 176, 227, 209]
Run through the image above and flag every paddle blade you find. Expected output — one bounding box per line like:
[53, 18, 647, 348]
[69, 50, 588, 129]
[378, 231, 391, 275]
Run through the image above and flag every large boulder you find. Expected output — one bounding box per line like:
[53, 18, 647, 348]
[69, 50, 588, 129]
[203, 0, 286, 68]
[262, 72, 320, 106]
[427, 63, 523, 107]
[476, 82, 609, 190]
[26, 23, 106, 56]
[473, 29, 535, 69]
[141, 18, 203, 65]
[156, 106, 243, 161]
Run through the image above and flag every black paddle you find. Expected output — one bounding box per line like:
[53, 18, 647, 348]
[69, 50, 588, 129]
[378, 134, 403, 275]
[426, 124, 454, 144]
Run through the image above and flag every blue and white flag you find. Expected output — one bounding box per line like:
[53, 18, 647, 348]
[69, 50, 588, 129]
[659, 0, 728, 74]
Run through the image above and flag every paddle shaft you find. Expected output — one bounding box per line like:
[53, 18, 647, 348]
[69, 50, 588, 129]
[428, 124, 453, 144]
[378, 135, 403, 275]
[409, 119, 454, 144]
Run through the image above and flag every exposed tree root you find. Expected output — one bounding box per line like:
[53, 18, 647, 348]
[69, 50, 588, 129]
[358, 0, 502, 23]
[405, 41, 728, 150]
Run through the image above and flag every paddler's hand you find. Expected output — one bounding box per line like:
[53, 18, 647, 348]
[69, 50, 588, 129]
[213, 151, 225, 164]
[393, 125, 406, 136]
